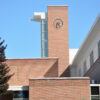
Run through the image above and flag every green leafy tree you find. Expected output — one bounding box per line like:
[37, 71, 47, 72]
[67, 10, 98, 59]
[0, 37, 13, 94]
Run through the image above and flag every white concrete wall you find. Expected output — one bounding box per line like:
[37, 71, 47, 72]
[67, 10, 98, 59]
[69, 49, 78, 64]
[71, 17, 100, 77]
[76, 34, 100, 76]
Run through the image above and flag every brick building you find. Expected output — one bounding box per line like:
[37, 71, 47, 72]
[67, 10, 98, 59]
[7, 6, 91, 100]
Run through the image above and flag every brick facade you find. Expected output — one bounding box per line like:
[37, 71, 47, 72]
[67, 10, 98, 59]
[48, 6, 69, 76]
[7, 58, 58, 86]
[29, 77, 90, 100]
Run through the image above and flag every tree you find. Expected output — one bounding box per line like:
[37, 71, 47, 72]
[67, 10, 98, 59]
[0, 37, 13, 94]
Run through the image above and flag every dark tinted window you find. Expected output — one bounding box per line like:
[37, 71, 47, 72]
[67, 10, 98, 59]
[83, 61, 87, 74]
[13, 91, 29, 98]
[91, 86, 99, 95]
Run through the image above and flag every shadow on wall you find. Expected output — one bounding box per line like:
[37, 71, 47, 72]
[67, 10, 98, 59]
[84, 57, 100, 84]
[60, 65, 71, 77]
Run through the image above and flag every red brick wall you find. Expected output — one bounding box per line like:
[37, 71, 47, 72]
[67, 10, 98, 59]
[48, 6, 69, 76]
[29, 77, 90, 100]
[7, 58, 58, 86]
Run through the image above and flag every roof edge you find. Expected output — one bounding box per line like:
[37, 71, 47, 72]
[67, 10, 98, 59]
[72, 14, 100, 65]
[6, 57, 59, 60]
[48, 5, 68, 7]
[30, 77, 89, 80]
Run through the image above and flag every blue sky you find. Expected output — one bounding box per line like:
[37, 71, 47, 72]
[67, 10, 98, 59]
[0, 0, 100, 58]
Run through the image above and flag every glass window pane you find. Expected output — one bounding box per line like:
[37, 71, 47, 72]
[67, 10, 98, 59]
[90, 51, 94, 66]
[23, 91, 29, 98]
[41, 19, 48, 57]
[83, 61, 87, 75]
[91, 96, 99, 100]
[13, 91, 29, 98]
[91, 86, 99, 95]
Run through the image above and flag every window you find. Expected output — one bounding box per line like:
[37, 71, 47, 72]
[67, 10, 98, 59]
[13, 91, 29, 98]
[83, 61, 87, 75]
[91, 87, 99, 95]
[41, 19, 48, 57]
[91, 96, 99, 100]
[91, 86, 100, 100]
[90, 51, 94, 67]
[98, 40, 100, 58]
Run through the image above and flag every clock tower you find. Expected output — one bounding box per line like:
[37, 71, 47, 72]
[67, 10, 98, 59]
[48, 6, 69, 76]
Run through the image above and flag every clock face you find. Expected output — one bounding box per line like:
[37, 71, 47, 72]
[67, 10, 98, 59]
[53, 18, 63, 29]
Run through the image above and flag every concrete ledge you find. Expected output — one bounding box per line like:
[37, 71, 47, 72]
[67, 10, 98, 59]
[29, 77, 89, 80]
[7, 57, 58, 60]
[48, 5, 68, 7]
[8, 86, 29, 91]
